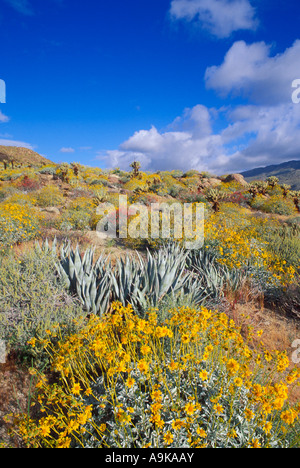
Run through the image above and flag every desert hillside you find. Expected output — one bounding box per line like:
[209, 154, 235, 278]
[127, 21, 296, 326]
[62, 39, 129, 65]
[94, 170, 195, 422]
[241, 160, 300, 190]
[0, 146, 53, 167]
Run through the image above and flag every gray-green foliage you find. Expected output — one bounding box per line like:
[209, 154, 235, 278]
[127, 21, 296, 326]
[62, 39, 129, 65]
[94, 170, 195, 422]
[38, 240, 259, 318]
[0, 246, 86, 362]
[186, 249, 247, 300]
[55, 242, 112, 317]
[48, 241, 218, 316]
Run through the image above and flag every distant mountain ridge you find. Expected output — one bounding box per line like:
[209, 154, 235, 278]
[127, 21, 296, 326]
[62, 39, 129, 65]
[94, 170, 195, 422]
[0, 146, 53, 167]
[240, 160, 300, 190]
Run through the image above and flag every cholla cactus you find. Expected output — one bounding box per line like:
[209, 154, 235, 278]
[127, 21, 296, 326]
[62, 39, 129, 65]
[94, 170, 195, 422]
[205, 189, 226, 212]
[289, 190, 300, 212]
[281, 184, 291, 198]
[71, 162, 80, 177]
[130, 160, 141, 178]
[257, 181, 269, 195]
[57, 163, 71, 183]
[266, 176, 279, 188]
[248, 182, 259, 198]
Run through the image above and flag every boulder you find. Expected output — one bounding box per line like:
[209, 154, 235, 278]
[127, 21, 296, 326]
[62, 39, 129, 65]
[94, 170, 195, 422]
[41, 207, 60, 216]
[223, 174, 248, 186]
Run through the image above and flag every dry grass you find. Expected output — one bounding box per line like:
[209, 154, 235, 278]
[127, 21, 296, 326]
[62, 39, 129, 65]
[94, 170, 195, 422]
[0, 354, 32, 447]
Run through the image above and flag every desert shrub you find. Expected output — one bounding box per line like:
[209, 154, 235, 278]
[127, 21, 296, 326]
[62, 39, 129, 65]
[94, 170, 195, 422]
[0, 247, 86, 365]
[0, 185, 20, 201]
[123, 174, 149, 192]
[0, 202, 42, 250]
[286, 216, 300, 228]
[34, 186, 64, 207]
[5, 192, 36, 206]
[262, 224, 300, 271]
[204, 204, 296, 287]
[183, 169, 200, 177]
[200, 171, 214, 179]
[170, 169, 184, 178]
[11, 302, 300, 448]
[59, 197, 96, 231]
[16, 175, 41, 192]
[251, 194, 296, 216]
[224, 191, 251, 206]
[38, 166, 57, 175]
[182, 175, 200, 190]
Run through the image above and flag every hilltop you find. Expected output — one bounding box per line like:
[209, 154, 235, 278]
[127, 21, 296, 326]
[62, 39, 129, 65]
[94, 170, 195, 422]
[0, 146, 53, 167]
[241, 160, 300, 190]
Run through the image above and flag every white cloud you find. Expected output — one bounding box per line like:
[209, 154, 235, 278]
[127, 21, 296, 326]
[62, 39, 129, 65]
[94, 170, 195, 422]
[0, 138, 34, 149]
[0, 111, 9, 123]
[102, 105, 226, 173]
[103, 40, 300, 175]
[103, 99, 300, 175]
[4, 0, 34, 16]
[220, 103, 300, 172]
[60, 147, 75, 153]
[169, 0, 258, 38]
[205, 40, 300, 105]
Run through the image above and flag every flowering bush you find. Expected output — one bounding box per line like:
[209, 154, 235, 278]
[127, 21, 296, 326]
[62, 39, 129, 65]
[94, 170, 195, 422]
[10, 302, 300, 448]
[250, 194, 297, 216]
[204, 204, 296, 286]
[0, 202, 42, 250]
[59, 197, 96, 231]
[34, 185, 64, 207]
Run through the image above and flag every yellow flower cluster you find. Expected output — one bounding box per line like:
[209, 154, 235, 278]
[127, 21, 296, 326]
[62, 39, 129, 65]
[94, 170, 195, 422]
[205, 205, 296, 285]
[0, 202, 42, 250]
[10, 302, 300, 448]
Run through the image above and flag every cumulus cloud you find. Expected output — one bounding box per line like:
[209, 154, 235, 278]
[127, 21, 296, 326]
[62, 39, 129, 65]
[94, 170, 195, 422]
[220, 103, 300, 172]
[103, 40, 300, 175]
[60, 147, 75, 153]
[169, 0, 258, 38]
[103, 98, 300, 175]
[205, 40, 300, 105]
[102, 105, 226, 173]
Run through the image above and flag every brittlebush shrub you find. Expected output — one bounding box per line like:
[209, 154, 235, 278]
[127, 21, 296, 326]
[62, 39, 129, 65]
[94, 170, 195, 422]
[59, 197, 96, 231]
[0, 248, 86, 365]
[251, 194, 296, 216]
[34, 186, 64, 208]
[11, 303, 300, 448]
[0, 202, 42, 250]
[204, 203, 296, 287]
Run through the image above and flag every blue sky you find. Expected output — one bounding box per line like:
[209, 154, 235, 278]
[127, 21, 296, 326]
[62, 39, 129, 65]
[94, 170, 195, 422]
[1, 0, 300, 174]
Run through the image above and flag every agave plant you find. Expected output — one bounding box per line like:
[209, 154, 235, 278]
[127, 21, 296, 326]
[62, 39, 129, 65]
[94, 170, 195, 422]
[186, 248, 247, 302]
[37, 239, 227, 316]
[53, 241, 112, 316]
[111, 243, 192, 311]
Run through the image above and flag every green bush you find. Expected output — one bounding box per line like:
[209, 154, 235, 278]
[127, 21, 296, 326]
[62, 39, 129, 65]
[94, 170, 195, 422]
[0, 247, 86, 366]
[251, 194, 296, 216]
[34, 185, 64, 207]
